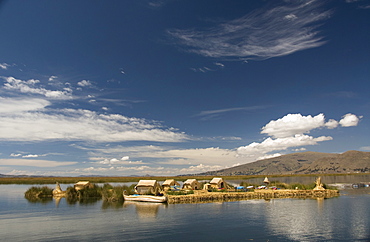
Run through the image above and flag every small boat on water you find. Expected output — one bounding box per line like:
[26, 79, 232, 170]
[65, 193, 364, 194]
[123, 194, 168, 203]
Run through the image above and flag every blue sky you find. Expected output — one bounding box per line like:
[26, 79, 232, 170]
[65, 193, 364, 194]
[0, 0, 369, 177]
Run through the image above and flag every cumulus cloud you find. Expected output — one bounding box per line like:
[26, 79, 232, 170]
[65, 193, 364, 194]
[121, 156, 130, 161]
[237, 134, 332, 156]
[3, 77, 72, 99]
[339, 113, 360, 127]
[237, 113, 361, 158]
[167, 0, 330, 60]
[261, 113, 326, 138]
[325, 119, 339, 129]
[77, 80, 92, 87]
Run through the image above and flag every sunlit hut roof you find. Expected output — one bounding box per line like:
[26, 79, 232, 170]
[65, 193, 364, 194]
[263, 177, 270, 184]
[75, 181, 90, 186]
[183, 179, 197, 184]
[162, 179, 179, 186]
[210, 178, 223, 184]
[136, 180, 158, 187]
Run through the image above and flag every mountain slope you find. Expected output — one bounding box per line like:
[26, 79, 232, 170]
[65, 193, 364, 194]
[295, 150, 370, 174]
[200, 151, 370, 176]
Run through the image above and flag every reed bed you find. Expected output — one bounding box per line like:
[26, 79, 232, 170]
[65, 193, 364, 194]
[167, 189, 339, 204]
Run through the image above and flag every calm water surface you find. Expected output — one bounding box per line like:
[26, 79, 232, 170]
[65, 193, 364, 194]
[1, 176, 370, 241]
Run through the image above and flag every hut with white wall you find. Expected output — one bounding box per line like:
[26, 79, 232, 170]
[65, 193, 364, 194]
[209, 177, 226, 189]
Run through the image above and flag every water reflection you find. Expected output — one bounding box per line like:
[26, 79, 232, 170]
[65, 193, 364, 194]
[2, 183, 370, 241]
[264, 199, 334, 241]
[24, 196, 53, 204]
[102, 200, 124, 210]
[123, 201, 168, 221]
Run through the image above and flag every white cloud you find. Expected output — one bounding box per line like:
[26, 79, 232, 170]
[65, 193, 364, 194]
[0, 159, 76, 167]
[0, 98, 188, 143]
[325, 119, 339, 129]
[0, 63, 10, 70]
[168, 0, 330, 60]
[121, 156, 129, 161]
[22, 154, 39, 158]
[237, 134, 332, 156]
[258, 153, 282, 160]
[261, 113, 326, 138]
[141, 147, 242, 167]
[179, 164, 224, 174]
[196, 105, 267, 120]
[77, 80, 92, 87]
[293, 148, 307, 152]
[10, 153, 22, 157]
[339, 113, 360, 127]
[237, 112, 361, 159]
[284, 14, 298, 20]
[0, 97, 50, 113]
[3, 77, 72, 99]
[214, 62, 225, 68]
[48, 76, 58, 81]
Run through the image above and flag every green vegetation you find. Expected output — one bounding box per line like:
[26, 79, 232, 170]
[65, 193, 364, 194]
[102, 183, 136, 201]
[166, 190, 194, 195]
[25, 183, 137, 203]
[24, 186, 53, 198]
[208, 188, 230, 193]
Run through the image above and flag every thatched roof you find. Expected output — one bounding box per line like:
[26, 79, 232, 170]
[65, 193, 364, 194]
[210, 178, 223, 184]
[136, 180, 158, 187]
[183, 179, 197, 184]
[162, 179, 179, 186]
[75, 181, 90, 186]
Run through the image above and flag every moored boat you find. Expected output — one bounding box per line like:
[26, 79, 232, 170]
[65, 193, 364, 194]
[123, 194, 168, 203]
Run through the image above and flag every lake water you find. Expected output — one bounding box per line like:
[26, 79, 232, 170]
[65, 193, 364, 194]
[1, 175, 370, 241]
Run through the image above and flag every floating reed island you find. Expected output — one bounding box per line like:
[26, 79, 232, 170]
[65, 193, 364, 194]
[166, 176, 339, 204]
[167, 189, 339, 204]
[24, 177, 339, 204]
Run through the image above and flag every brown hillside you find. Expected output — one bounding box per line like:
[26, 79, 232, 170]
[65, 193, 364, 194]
[296, 150, 370, 174]
[201, 151, 337, 176]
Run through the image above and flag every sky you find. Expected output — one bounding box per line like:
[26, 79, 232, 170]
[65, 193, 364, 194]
[0, 0, 369, 177]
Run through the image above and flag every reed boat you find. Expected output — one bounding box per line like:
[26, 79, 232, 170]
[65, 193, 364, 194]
[123, 194, 168, 203]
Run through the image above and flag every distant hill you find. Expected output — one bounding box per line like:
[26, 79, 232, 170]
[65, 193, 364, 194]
[200, 150, 370, 176]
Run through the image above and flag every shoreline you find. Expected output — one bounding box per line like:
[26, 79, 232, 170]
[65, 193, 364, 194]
[1, 173, 370, 184]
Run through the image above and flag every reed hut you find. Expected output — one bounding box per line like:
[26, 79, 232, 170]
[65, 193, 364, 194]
[209, 177, 226, 189]
[135, 180, 163, 195]
[182, 179, 200, 190]
[162, 179, 180, 191]
[74, 181, 93, 191]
